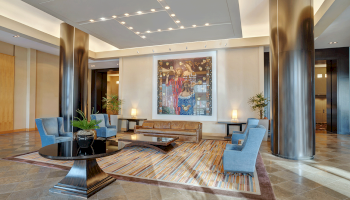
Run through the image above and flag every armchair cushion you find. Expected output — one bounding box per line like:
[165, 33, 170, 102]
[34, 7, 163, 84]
[42, 118, 59, 137]
[94, 114, 106, 127]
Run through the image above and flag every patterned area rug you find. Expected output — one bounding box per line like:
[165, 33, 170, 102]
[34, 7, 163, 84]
[5, 139, 275, 199]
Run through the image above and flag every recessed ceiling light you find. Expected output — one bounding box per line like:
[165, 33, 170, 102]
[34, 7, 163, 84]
[165, 6, 170, 9]
[124, 13, 129, 16]
[157, 29, 161, 32]
[13, 35, 20, 38]
[205, 23, 209, 26]
[171, 14, 175, 17]
[175, 20, 180, 23]
[100, 17, 106, 20]
[151, 9, 155, 12]
[329, 42, 333, 44]
[192, 25, 196, 27]
[141, 36, 146, 38]
[168, 28, 173, 30]
[333, 42, 337, 44]
[129, 27, 133, 29]
[146, 30, 151, 33]
[137, 11, 142, 14]
[136, 32, 140, 34]
[89, 19, 94, 22]
[121, 21, 125, 24]
[180, 26, 184, 29]
[112, 15, 117, 18]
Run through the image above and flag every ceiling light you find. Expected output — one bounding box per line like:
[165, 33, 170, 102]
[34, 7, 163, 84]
[180, 26, 184, 29]
[151, 9, 155, 12]
[171, 14, 175, 17]
[333, 42, 337, 44]
[124, 13, 129, 16]
[136, 32, 140, 34]
[329, 42, 333, 44]
[175, 20, 180, 23]
[121, 21, 125, 24]
[141, 36, 146, 38]
[192, 25, 196, 27]
[129, 27, 133, 29]
[100, 17, 106, 20]
[112, 15, 117, 18]
[157, 29, 161, 32]
[147, 30, 151, 33]
[89, 19, 94, 22]
[165, 6, 170, 9]
[137, 11, 142, 14]
[168, 28, 173, 30]
[13, 35, 20, 38]
[205, 23, 209, 26]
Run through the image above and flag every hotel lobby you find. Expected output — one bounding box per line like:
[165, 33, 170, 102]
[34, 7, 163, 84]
[0, 0, 350, 199]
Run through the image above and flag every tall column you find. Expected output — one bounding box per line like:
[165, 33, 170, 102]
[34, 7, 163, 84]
[26, 48, 36, 130]
[270, 0, 315, 159]
[59, 23, 89, 132]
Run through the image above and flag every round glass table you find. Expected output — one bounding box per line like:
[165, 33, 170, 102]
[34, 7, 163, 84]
[39, 139, 120, 198]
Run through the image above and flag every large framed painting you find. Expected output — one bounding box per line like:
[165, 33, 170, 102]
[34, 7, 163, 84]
[152, 51, 217, 121]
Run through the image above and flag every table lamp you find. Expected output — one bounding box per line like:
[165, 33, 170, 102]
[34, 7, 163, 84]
[131, 108, 137, 119]
[232, 110, 238, 122]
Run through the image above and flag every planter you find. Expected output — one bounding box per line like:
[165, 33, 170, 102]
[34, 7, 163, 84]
[76, 130, 95, 148]
[110, 115, 121, 132]
[258, 119, 269, 141]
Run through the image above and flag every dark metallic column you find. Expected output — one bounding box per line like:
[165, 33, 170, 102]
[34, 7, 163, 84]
[270, 0, 315, 159]
[59, 23, 89, 132]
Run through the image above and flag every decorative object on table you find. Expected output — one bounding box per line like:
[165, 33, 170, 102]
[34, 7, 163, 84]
[131, 108, 137, 119]
[231, 110, 238, 122]
[35, 117, 73, 147]
[102, 94, 123, 127]
[223, 125, 266, 176]
[71, 109, 102, 148]
[248, 92, 270, 141]
[90, 113, 117, 139]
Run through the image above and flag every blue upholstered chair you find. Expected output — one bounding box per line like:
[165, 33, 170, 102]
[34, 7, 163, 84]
[90, 114, 117, 139]
[223, 125, 266, 176]
[35, 117, 73, 147]
[231, 118, 259, 144]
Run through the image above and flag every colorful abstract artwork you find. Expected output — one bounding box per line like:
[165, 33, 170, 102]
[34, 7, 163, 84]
[157, 56, 213, 116]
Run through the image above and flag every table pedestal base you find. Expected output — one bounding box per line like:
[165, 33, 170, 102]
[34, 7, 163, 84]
[50, 158, 115, 199]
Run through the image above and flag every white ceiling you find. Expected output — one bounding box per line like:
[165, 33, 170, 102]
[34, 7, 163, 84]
[0, 0, 118, 52]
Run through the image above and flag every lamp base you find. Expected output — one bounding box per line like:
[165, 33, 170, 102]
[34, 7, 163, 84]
[131, 116, 137, 119]
[231, 118, 238, 122]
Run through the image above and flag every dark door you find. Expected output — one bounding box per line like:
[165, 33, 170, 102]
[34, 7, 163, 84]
[326, 60, 337, 133]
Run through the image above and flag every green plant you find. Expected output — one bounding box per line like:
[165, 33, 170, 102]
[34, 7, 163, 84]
[102, 94, 123, 115]
[71, 109, 102, 130]
[248, 92, 269, 119]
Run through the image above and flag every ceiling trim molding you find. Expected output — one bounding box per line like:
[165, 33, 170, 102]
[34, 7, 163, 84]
[91, 36, 268, 59]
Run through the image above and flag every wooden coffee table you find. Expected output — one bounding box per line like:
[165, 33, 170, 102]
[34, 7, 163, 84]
[118, 134, 178, 153]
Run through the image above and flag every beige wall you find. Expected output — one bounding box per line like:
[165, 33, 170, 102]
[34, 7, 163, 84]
[36, 51, 59, 118]
[13, 46, 28, 129]
[315, 67, 327, 95]
[119, 47, 264, 135]
[0, 40, 14, 56]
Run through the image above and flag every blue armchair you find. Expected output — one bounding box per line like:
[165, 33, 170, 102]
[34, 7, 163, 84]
[231, 118, 259, 144]
[35, 117, 73, 147]
[91, 114, 117, 139]
[223, 125, 266, 176]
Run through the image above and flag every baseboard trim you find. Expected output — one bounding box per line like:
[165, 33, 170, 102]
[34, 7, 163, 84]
[0, 128, 37, 134]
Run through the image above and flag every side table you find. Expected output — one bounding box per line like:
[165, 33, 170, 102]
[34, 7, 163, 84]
[118, 118, 147, 132]
[217, 121, 247, 140]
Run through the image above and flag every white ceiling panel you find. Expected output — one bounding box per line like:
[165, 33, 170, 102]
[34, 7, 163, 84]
[81, 20, 154, 49]
[119, 11, 176, 33]
[166, 0, 231, 27]
[146, 24, 234, 45]
[32, 0, 161, 23]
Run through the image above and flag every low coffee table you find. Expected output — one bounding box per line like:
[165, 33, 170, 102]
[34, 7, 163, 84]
[39, 140, 120, 198]
[118, 134, 178, 153]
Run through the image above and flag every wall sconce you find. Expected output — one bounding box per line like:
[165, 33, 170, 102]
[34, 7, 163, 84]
[325, 74, 327, 78]
[116, 81, 119, 84]
[232, 110, 238, 122]
[131, 108, 137, 119]
[317, 74, 322, 78]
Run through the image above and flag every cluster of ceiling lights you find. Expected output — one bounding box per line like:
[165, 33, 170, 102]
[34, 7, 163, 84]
[13, 35, 20, 38]
[329, 42, 338, 44]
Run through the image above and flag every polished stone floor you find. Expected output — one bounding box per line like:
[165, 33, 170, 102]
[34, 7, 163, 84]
[0, 131, 349, 200]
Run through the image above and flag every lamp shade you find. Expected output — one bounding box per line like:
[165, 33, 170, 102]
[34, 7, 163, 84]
[232, 110, 238, 119]
[131, 108, 137, 116]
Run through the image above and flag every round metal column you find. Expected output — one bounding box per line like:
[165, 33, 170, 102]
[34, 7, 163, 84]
[270, 0, 315, 160]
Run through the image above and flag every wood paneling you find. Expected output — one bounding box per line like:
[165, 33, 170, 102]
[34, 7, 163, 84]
[0, 53, 15, 132]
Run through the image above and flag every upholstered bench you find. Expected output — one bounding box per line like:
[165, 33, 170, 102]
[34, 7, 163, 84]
[134, 120, 202, 143]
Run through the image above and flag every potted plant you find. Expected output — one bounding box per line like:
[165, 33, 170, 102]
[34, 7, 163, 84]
[71, 109, 102, 148]
[102, 94, 123, 127]
[248, 92, 270, 141]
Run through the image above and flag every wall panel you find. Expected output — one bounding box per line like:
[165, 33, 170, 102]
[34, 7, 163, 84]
[14, 46, 27, 129]
[0, 53, 15, 132]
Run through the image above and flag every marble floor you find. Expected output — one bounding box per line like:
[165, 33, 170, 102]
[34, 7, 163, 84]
[0, 131, 349, 200]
